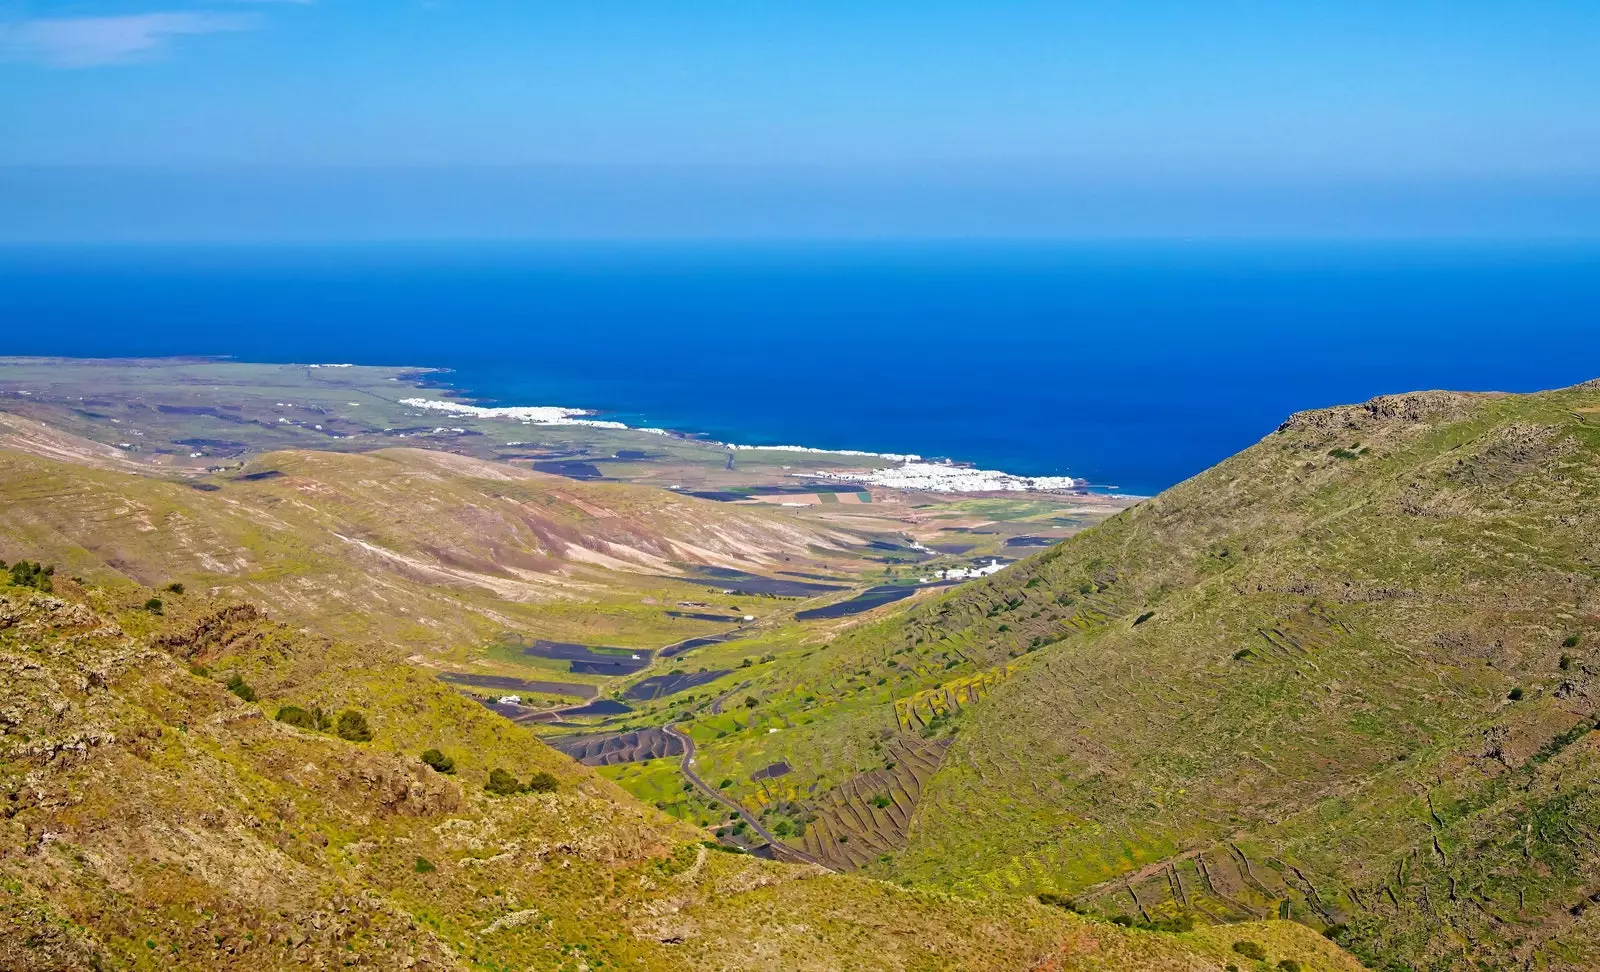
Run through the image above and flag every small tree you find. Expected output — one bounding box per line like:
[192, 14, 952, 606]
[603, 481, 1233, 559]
[336, 709, 372, 742]
[166, 582, 185, 594]
[485, 768, 522, 796]
[421, 748, 456, 774]
[144, 597, 164, 614]
[1232, 941, 1267, 961]
[225, 674, 256, 702]
[743, 696, 758, 708]
[525, 771, 558, 793]
[8, 561, 54, 592]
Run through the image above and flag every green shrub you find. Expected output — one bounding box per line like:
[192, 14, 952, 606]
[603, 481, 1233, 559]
[275, 705, 319, 730]
[420, 748, 456, 774]
[1110, 915, 1133, 926]
[1508, 687, 1525, 701]
[525, 771, 558, 793]
[188, 664, 210, 677]
[485, 768, 523, 796]
[1561, 654, 1575, 670]
[413, 856, 436, 874]
[335, 709, 372, 742]
[1233, 648, 1254, 660]
[166, 582, 185, 594]
[144, 597, 164, 614]
[718, 778, 733, 789]
[225, 674, 256, 702]
[772, 820, 792, 837]
[1232, 941, 1267, 961]
[1133, 611, 1155, 626]
[1036, 892, 1079, 912]
[7, 561, 54, 592]
[1277, 962, 1301, 972]
[870, 795, 891, 808]
[743, 695, 758, 708]
[1564, 634, 1582, 648]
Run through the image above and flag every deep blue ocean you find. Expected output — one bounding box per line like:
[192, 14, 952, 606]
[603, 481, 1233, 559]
[2, 242, 1598, 495]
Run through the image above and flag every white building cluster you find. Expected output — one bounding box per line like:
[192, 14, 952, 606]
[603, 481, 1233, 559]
[400, 397, 671, 435]
[807, 460, 1082, 493]
[924, 559, 1008, 582]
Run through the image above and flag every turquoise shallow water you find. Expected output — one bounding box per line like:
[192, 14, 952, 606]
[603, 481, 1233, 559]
[3, 241, 1599, 495]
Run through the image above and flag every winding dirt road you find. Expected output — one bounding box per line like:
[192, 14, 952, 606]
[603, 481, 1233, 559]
[664, 722, 829, 870]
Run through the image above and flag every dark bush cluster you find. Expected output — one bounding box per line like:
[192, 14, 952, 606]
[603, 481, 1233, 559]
[275, 705, 332, 731]
[485, 767, 558, 796]
[274, 704, 371, 742]
[420, 748, 456, 774]
[144, 597, 164, 615]
[1035, 892, 1080, 912]
[336, 710, 373, 742]
[1232, 940, 1267, 961]
[5, 560, 54, 592]
[225, 674, 256, 702]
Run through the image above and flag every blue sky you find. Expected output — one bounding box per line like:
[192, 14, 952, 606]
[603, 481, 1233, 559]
[2, 2, 1598, 238]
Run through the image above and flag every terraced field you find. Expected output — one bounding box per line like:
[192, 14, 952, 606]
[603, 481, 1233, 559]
[792, 736, 952, 870]
[548, 727, 684, 765]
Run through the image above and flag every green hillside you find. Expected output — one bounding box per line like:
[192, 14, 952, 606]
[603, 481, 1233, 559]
[707, 382, 1600, 969]
[0, 578, 1355, 971]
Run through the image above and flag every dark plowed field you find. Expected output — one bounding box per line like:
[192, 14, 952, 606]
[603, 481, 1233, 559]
[623, 669, 731, 700]
[751, 760, 792, 781]
[548, 727, 684, 765]
[665, 611, 741, 622]
[437, 672, 597, 699]
[677, 567, 844, 597]
[1004, 535, 1058, 547]
[660, 631, 739, 658]
[523, 639, 652, 674]
[795, 585, 916, 621]
[555, 699, 633, 718]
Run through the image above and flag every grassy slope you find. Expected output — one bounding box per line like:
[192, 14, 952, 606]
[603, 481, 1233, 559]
[0, 581, 1355, 972]
[0, 443, 861, 655]
[745, 383, 1600, 969]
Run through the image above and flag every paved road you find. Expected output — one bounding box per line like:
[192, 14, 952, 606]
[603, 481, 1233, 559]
[663, 722, 829, 870]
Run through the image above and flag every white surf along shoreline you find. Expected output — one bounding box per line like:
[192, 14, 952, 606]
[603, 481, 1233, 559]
[399, 396, 1088, 494]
